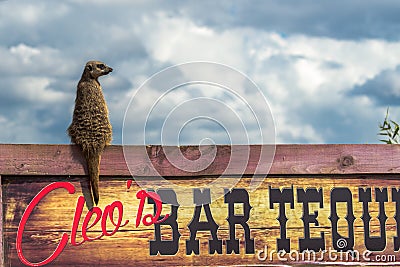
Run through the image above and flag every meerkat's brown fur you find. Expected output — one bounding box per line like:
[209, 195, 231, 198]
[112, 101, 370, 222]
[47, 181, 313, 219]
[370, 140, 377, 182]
[68, 60, 113, 205]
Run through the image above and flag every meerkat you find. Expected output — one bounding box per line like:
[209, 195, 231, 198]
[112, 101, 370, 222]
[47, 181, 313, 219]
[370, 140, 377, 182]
[68, 60, 113, 205]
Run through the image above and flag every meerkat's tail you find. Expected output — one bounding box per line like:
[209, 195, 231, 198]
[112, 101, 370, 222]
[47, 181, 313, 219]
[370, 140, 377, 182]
[84, 149, 101, 206]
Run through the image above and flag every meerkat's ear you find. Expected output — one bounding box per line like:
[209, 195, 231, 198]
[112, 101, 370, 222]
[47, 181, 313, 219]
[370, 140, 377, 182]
[86, 65, 93, 71]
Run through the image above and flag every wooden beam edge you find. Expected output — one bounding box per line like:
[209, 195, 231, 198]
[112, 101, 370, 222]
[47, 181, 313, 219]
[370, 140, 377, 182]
[0, 144, 399, 176]
[0, 175, 3, 267]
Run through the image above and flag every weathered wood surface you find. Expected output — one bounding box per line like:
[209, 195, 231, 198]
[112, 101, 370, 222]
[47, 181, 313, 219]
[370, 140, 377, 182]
[1, 144, 400, 176]
[3, 176, 400, 266]
[1, 175, 4, 267]
[3, 144, 400, 266]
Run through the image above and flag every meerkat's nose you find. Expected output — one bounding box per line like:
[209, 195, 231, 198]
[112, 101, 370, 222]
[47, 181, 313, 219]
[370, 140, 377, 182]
[108, 67, 113, 72]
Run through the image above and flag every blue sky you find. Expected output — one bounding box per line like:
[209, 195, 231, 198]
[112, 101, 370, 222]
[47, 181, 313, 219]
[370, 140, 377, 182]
[1, 0, 400, 145]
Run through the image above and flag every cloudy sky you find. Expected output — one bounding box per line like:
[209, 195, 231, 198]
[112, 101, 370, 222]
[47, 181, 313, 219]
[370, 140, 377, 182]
[1, 0, 400, 145]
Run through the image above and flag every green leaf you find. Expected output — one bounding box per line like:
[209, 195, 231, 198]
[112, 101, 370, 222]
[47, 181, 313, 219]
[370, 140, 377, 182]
[391, 120, 399, 128]
[394, 126, 399, 138]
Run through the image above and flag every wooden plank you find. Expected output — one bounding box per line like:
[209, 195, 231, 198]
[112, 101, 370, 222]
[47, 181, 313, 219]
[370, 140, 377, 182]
[6, 228, 397, 267]
[1, 144, 400, 177]
[0, 175, 3, 267]
[4, 177, 399, 231]
[3, 144, 400, 265]
[3, 176, 400, 265]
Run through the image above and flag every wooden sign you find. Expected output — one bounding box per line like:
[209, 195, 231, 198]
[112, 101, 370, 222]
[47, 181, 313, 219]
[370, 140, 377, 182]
[2, 144, 400, 266]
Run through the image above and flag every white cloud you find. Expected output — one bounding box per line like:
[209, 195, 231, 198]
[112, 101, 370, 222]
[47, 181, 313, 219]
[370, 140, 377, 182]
[66, 0, 146, 5]
[129, 13, 400, 143]
[0, 111, 57, 144]
[136, 13, 246, 68]
[1, 1, 400, 144]
[12, 4, 44, 24]
[14, 76, 69, 104]
[0, 2, 70, 25]
[10, 43, 40, 64]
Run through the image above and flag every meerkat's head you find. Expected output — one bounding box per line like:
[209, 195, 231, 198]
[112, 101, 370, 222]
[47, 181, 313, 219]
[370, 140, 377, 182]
[84, 60, 113, 80]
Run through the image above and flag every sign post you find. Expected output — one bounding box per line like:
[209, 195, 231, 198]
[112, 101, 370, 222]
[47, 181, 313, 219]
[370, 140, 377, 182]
[2, 144, 400, 266]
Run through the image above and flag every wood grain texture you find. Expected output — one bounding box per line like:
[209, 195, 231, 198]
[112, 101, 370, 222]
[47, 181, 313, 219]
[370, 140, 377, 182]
[1, 144, 400, 177]
[3, 144, 400, 266]
[3, 176, 400, 266]
[0, 175, 3, 267]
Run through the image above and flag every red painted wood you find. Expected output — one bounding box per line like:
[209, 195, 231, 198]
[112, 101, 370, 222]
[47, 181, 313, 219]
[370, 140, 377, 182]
[0, 144, 399, 177]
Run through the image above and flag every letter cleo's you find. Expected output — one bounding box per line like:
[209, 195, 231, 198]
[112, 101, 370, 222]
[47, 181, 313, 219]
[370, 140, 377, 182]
[17, 182, 76, 266]
[17, 182, 129, 266]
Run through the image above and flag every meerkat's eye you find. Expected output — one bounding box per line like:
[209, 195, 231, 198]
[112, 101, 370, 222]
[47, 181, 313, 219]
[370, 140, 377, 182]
[97, 64, 106, 70]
